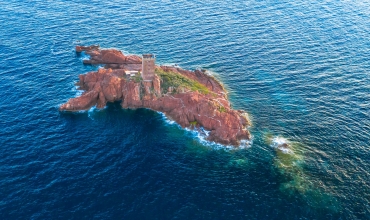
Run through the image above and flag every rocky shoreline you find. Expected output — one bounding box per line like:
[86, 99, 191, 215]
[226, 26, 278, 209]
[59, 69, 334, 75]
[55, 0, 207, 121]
[60, 46, 251, 146]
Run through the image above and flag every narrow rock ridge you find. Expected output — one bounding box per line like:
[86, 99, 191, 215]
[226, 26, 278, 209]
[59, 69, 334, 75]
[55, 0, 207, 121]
[60, 46, 251, 146]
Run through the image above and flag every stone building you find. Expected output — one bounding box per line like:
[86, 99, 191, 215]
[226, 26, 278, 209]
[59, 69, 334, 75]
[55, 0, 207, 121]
[142, 54, 155, 81]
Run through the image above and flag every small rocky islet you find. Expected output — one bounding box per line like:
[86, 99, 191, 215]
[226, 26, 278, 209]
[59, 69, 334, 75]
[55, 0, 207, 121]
[60, 45, 251, 146]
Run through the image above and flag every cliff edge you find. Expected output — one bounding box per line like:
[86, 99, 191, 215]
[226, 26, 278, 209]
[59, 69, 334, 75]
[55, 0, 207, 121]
[60, 46, 251, 146]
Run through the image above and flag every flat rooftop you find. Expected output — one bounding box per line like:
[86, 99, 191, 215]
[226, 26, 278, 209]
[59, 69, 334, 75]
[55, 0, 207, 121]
[142, 54, 155, 58]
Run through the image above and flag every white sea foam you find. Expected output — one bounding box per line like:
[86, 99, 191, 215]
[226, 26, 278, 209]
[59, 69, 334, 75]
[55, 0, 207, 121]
[271, 136, 288, 147]
[73, 105, 106, 115]
[71, 82, 83, 97]
[87, 106, 98, 119]
[79, 52, 90, 61]
[158, 112, 177, 125]
[202, 69, 216, 76]
[88, 106, 97, 112]
[161, 63, 183, 69]
[50, 42, 60, 55]
[277, 146, 292, 154]
[159, 112, 252, 150]
[239, 139, 253, 149]
[271, 136, 292, 154]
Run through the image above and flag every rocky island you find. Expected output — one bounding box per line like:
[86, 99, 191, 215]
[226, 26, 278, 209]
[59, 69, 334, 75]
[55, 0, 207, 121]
[60, 45, 251, 146]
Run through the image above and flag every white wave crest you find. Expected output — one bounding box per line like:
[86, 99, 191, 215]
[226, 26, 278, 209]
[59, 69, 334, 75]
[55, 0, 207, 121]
[159, 112, 252, 150]
[71, 82, 83, 97]
[271, 136, 292, 154]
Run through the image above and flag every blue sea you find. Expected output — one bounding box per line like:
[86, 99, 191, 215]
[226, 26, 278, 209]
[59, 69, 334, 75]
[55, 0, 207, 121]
[1, 0, 369, 219]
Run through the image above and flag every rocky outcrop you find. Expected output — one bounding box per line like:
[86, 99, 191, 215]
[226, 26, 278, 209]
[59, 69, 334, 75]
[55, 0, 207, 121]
[81, 47, 142, 65]
[76, 45, 100, 52]
[60, 46, 251, 146]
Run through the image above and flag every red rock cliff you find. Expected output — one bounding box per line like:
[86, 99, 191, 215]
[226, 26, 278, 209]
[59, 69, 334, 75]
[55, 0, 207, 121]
[60, 46, 251, 146]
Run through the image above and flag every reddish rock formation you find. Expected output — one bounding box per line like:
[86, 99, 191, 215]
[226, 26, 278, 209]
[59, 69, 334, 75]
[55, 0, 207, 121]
[60, 46, 251, 146]
[76, 45, 100, 52]
[81, 47, 142, 65]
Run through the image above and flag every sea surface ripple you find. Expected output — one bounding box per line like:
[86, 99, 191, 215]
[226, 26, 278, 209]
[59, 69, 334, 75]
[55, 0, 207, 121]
[0, 0, 369, 219]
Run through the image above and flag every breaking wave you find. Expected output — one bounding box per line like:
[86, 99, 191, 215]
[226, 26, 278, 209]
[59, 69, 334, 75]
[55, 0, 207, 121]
[158, 112, 252, 150]
[270, 136, 292, 154]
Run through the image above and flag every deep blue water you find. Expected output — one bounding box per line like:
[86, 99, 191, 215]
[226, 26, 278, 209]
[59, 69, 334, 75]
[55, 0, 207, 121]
[1, 0, 370, 219]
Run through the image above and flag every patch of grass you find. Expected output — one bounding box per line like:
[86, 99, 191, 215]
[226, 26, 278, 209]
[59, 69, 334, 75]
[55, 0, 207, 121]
[189, 121, 198, 126]
[133, 71, 142, 83]
[218, 105, 227, 113]
[155, 68, 210, 95]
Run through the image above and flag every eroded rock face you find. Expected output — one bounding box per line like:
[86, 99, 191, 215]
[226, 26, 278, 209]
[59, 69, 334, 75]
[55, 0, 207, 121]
[60, 46, 251, 146]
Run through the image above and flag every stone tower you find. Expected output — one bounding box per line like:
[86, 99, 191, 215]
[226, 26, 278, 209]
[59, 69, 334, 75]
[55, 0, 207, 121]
[142, 54, 155, 81]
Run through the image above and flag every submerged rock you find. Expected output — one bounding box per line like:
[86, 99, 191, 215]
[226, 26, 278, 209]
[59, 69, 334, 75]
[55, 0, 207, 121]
[60, 46, 252, 146]
[270, 136, 292, 153]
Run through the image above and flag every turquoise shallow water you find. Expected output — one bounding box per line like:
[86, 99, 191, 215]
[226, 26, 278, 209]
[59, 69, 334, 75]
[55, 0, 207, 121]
[0, 0, 369, 219]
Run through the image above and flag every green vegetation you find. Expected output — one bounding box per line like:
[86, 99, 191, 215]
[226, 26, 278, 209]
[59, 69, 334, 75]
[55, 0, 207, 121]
[218, 105, 227, 113]
[133, 71, 142, 83]
[189, 121, 198, 126]
[155, 68, 210, 95]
